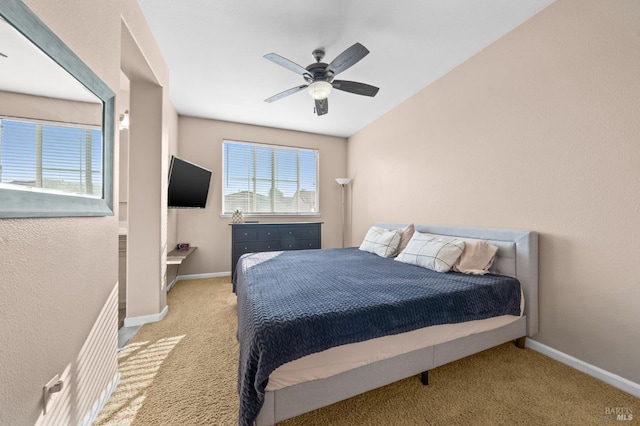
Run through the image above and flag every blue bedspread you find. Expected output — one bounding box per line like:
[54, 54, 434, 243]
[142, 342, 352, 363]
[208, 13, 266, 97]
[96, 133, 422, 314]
[235, 247, 522, 426]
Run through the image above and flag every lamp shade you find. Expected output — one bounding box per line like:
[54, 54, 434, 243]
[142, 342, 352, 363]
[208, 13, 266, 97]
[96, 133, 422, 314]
[307, 81, 332, 100]
[335, 177, 352, 186]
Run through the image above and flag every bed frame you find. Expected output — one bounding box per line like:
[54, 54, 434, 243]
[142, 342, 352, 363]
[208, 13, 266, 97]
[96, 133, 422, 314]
[255, 223, 538, 425]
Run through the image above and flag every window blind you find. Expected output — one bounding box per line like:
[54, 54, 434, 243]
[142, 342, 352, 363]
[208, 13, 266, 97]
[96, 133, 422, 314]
[223, 140, 319, 215]
[0, 117, 103, 198]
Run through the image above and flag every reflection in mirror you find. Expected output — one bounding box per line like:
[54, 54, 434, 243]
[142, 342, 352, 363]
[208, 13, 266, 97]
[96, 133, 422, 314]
[0, 1, 114, 218]
[0, 14, 103, 198]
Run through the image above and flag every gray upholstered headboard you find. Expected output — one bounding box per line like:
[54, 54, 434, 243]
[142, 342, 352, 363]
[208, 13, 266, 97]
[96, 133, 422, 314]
[376, 223, 539, 337]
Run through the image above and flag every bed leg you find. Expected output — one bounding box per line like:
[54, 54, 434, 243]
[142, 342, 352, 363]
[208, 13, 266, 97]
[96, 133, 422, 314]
[514, 336, 526, 349]
[420, 371, 429, 386]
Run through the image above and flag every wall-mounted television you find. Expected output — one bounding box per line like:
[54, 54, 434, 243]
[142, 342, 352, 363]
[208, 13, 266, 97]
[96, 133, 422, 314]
[167, 156, 212, 208]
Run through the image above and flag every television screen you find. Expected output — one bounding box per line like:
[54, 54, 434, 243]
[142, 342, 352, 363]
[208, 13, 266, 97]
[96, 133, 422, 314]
[167, 156, 212, 208]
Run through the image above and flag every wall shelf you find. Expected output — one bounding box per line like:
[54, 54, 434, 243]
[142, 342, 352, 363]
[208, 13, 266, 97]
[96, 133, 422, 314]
[167, 247, 197, 265]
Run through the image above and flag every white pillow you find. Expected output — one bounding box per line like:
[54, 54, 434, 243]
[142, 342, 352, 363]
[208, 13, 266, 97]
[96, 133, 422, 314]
[395, 231, 465, 272]
[359, 226, 401, 258]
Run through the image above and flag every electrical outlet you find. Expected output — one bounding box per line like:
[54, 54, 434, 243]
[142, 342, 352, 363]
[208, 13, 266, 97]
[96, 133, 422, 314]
[43, 374, 63, 414]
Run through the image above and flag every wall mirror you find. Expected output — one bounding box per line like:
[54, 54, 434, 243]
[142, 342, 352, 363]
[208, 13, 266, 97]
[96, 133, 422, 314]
[0, 0, 114, 218]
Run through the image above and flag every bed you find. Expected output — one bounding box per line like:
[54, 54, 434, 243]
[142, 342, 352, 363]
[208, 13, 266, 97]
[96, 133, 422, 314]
[235, 223, 538, 426]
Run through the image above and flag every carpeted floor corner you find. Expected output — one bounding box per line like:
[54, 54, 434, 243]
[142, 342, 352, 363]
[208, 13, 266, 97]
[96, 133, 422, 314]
[95, 278, 638, 426]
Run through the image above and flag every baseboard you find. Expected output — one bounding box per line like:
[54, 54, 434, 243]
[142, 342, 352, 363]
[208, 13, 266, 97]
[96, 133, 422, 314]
[175, 271, 231, 281]
[526, 339, 640, 398]
[166, 276, 178, 292]
[81, 371, 120, 426]
[167, 272, 232, 292]
[123, 304, 168, 327]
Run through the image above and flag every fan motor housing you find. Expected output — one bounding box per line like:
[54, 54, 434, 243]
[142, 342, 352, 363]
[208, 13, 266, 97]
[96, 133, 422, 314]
[305, 62, 330, 82]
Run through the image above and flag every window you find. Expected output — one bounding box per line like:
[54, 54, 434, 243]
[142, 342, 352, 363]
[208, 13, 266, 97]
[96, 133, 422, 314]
[223, 140, 319, 215]
[0, 117, 103, 198]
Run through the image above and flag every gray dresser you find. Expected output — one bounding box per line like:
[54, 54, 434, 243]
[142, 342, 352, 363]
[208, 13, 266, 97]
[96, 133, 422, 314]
[231, 222, 322, 282]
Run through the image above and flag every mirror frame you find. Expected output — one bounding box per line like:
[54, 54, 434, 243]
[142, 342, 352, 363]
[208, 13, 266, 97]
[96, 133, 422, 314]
[0, 0, 115, 218]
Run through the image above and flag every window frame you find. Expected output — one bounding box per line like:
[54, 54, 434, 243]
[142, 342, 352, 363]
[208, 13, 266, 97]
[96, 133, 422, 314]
[0, 0, 115, 218]
[221, 139, 320, 217]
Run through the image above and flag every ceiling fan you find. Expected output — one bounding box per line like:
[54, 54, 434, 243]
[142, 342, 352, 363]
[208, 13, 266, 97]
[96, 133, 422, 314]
[263, 42, 379, 116]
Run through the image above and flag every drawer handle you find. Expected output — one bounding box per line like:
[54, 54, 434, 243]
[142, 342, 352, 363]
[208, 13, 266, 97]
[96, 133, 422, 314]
[244, 247, 248, 250]
[288, 231, 293, 235]
[244, 232, 248, 236]
[267, 232, 271, 235]
[288, 244, 292, 248]
[267, 245, 271, 249]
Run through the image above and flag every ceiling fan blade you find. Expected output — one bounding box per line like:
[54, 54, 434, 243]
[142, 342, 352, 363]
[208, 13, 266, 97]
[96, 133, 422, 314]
[264, 85, 307, 103]
[315, 98, 328, 116]
[264, 53, 310, 76]
[326, 42, 369, 76]
[332, 80, 379, 97]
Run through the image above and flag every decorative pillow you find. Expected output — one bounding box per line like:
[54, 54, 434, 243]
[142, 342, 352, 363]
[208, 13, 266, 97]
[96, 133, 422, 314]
[453, 240, 498, 275]
[359, 226, 401, 258]
[395, 231, 465, 272]
[394, 223, 415, 256]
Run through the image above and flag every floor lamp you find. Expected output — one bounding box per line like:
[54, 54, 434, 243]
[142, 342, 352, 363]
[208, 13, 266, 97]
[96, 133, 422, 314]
[335, 178, 352, 248]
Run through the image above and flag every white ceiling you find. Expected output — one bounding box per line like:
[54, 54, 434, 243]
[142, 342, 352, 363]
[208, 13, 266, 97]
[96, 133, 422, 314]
[137, 0, 554, 138]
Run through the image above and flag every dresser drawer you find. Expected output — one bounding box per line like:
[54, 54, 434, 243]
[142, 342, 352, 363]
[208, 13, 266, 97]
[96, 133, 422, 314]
[280, 238, 320, 250]
[235, 241, 280, 255]
[234, 242, 260, 256]
[258, 227, 279, 240]
[256, 241, 280, 251]
[279, 225, 320, 239]
[298, 225, 320, 239]
[298, 238, 320, 250]
[234, 226, 258, 241]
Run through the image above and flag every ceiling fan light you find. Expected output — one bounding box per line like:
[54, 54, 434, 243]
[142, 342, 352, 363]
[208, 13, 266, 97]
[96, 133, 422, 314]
[307, 81, 332, 100]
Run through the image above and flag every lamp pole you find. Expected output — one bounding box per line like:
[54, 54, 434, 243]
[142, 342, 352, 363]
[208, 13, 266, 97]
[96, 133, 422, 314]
[335, 178, 352, 248]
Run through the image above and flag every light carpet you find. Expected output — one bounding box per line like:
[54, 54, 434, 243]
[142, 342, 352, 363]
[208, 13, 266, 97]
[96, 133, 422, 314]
[95, 278, 638, 425]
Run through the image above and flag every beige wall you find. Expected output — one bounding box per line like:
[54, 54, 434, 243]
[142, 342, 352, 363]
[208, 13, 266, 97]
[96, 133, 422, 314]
[348, 0, 640, 384]
[167, 102, 180, 250]
[126, 81, 166, 317]
[174, 117, 348, 275]
[0, 1, 121, 425]
[0, 91, 102, 126]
